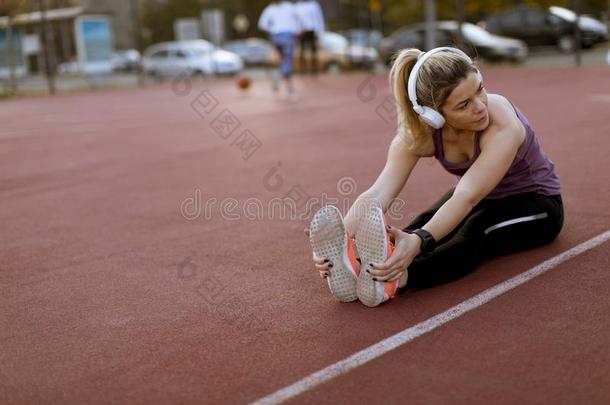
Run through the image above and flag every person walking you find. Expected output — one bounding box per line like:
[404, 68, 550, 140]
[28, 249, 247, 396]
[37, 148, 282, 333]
[295, 0, 325, 75]
[258, 1, 302, 97]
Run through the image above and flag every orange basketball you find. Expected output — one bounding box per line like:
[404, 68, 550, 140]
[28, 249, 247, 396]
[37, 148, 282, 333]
[237, 76, 251, 90]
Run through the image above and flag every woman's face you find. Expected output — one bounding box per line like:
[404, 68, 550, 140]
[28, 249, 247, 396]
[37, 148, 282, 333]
[441, 71, 489, 132]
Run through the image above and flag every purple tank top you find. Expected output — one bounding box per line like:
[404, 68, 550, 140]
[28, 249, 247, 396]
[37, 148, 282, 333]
[433, 101, 561, 199]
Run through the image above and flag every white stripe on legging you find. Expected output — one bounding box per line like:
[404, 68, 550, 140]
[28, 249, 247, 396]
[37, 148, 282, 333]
[248, 229, 610, 405]
[483, 212, 549, 235]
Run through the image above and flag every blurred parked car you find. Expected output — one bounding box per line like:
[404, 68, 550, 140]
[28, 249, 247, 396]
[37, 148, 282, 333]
[223, 38, 277, 66]
[142, 40, 243, 77]
[291, 31, 378, 71]
[57, 61, 80, 75]
[111, 49, 141, 72]
[340, 29, 383, 49]
[485, 6, 608, 52]
[323, 31, 379, 69]
[379, 21, 527, 65]
[261, 31, 378, 72]
[549, 6, 608, 48]
[0, 65, 27, 81]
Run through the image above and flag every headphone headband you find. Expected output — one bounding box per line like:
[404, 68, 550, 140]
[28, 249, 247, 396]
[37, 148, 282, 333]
[407, 47, 473, 113]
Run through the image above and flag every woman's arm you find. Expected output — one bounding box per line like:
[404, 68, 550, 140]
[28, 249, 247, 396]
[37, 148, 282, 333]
[420, 103, 526, 243]
[343, 133, 421, 237]
[369, 101, 527, 282]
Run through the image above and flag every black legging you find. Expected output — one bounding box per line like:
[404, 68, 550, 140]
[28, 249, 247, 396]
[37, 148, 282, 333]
[299, 30, 319, 74]
[398, 189, 564, 290]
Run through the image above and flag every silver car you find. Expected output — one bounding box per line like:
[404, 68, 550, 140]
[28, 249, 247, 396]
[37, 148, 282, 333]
[142, 40, 244, 77]
[223, 38, 277, 66]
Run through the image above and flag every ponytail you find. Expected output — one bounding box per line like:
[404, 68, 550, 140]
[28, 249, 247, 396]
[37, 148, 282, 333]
[389, 49, 427, 152]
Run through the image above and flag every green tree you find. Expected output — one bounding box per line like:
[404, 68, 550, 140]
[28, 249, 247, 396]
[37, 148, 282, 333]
[137, 0, 610, 46]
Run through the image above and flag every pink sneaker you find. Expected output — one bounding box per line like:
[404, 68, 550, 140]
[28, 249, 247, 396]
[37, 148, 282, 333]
[309, 206, 360, 302]
[355, 205, 403, 307]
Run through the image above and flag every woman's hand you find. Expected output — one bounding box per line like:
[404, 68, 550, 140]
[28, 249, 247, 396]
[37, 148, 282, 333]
[368, 225, 422, 282]
[304, 228, 333, 279]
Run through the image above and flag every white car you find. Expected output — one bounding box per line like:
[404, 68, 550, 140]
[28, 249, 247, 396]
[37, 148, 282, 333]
[142, 40, 244, 77]
[314, 32, 379, 70]
[550, 6, 609, 48]
[111, 49, 141, 72]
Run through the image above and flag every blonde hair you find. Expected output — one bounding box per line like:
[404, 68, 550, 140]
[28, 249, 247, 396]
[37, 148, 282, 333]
[389, 48, 478, 152]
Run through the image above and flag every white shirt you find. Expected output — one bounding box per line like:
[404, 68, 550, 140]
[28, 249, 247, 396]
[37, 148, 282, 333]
[295, 0, 325, 33]
[258, 1, 302, 35]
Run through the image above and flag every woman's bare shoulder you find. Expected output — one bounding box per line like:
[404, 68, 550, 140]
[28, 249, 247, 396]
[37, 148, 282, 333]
[482, 94, 526, 146]
[487, 94, 519, 125]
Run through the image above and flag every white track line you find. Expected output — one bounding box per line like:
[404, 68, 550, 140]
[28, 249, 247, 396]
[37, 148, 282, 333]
[250, 230, 610, 405]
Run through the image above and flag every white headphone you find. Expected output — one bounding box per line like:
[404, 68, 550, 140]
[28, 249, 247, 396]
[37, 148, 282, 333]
[407, 47, 480, 129]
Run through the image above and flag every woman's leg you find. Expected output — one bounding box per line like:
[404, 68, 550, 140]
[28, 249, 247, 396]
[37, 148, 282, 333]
[275, 33, 295, 86]
[283, 34, 296, 93]
[400, 192, 564, 289]
[479, 193, 564, 257]
[311, 32, 319, 75]
[271, 33, 295, 92]
[299, 32, 306, 74]
[403, 188, 454, 230]
[271, 35, 285, 92]
[401, 188, 463, 245]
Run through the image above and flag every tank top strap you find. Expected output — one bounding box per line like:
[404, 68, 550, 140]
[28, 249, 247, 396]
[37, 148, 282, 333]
[432, 128, 443, 160]
[473, 130, 482, 158]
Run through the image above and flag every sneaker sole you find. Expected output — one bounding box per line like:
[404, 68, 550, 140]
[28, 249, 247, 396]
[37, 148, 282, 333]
[309, 206, 358, 302]
[355, 206, 389, 307]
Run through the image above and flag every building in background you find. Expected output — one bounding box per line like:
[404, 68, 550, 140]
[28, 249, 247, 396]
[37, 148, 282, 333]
[0, 0, 137, 77]
[80, 0, 136, 50]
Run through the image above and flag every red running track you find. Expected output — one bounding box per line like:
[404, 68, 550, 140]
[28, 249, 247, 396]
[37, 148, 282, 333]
[1, 65, 609, 404]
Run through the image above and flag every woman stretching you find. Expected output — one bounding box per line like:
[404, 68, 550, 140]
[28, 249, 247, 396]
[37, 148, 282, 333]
[306, 47, 563, 307]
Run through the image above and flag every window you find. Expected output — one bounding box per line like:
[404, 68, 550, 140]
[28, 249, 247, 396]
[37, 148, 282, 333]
[151, 50, 169, 59]
[525, 10, 547, 26]
[501, 10, 522, 29]
[396, 30, 422, 48]
[547, 14, 565, 27]
[190, 44, 214, 56]
[174, 50, 188, 59]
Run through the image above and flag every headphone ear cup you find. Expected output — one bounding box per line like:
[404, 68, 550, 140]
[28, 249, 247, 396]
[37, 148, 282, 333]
[419, 106, 445, 129]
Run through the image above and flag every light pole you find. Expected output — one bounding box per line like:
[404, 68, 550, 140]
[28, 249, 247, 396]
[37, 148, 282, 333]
[38, 0, 56, 94]
[129, 0, 144, 86]
[6, 16, 16, 95]
[455, 0, 464, 50]
[573, 0, 582, 66]
[424, 0, 436, 50]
